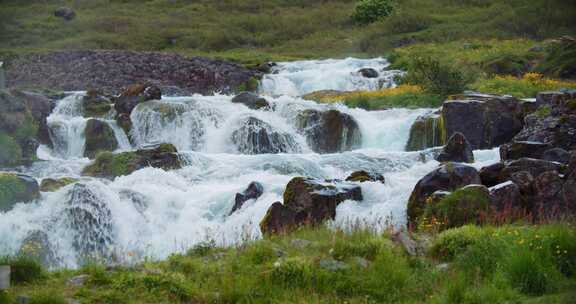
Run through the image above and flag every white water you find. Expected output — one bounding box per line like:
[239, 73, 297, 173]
[0, 58, 499, 268]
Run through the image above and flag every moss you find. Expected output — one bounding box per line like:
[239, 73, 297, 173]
[84, 102, 112, 118]
[0, 133, 23, 167]
[406, 114, 444, 151]
[0, 172, 27, 211]
[110, 152, 139, 177]
[237, 76, 260, 93]
[39, 177, 77, 192]
[535, 105, 552, 118]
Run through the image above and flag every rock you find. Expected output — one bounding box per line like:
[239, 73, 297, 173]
[0, 90, 39, 167]
[83, 119, 119, 159]
[500, 158, 564, 181]
[82, 90, 112, 117]
[65, 184, 114, 262]
[10, 90, 56, 146]
[533, 171, 568, 218]
[353, 257, 370, 268]
[436, 263, 450, 271]
[0, 172, 39, 212]
[534, 171, 564, 200]
[345, 170, 385, 183]
[290, 239, 312, 249]
[319, 258, 348, 271]
[297, 109, 362, 153]
[40, 177, 77, 192]
[510, 171, 535, 196]
[114, 83, 161, 116]
[230, 181, 264, 215]
[302, 90, 347, 103]
[68, 275, 90, 287]
[82, 143, 181, 178]
[358, 68, 379, 78]
[255, 62, 276, 74]
[6, 51, 260, 96]
[489, 181, 523, 211]
[118, 189, 149, 215]
[391, 231, 423, 256]
[260, 202, 297, 235]
[442, 94, 524, 149]
[542, 148, 571, 164]
[231, 92, 270, 110]
[435, 132, 474, 163]
[405, 113, 444, 151]
[231, 117, 300, 154]
[18, 230, 58, 268]
[54, 7, 75, 21]
[407, 163, 481, 226]
[283, 177, 362, 225]
[479, 162, 505, 187]
[500, 141, 551, 161]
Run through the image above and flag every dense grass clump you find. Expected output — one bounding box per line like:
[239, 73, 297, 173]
[0, 255, 45, 284]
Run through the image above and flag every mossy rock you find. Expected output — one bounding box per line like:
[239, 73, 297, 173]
[0, 90, 39, 167]
[83, 119, 118, 159]
[237, 76, 260, 93]
[405, 113, 444, 151]
[82, 143, 181, 178]
[0, 172, 39, 211]
[420, 185, 490, 231]
[39, 177, 77, 192]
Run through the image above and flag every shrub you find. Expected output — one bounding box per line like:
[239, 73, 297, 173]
[352, 0, 396, 25]
[0, 255, 45, 284]
[503, 249, 560, 296]
[402, 57, 470, 97]
[455, 237, 505, 278]
[429, 225, 487, 261]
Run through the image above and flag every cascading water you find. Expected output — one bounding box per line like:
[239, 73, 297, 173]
[0, 58, 499, 268]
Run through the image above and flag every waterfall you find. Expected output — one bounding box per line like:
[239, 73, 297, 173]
[0, 58, 500, 268]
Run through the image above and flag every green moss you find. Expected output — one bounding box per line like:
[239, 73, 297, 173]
[0, 172, 26, 211]
[39, 177, 77, 192]
[0, 133, 23, 167]
[237, 76, 260, 93]
[84, 103, 112, 118]
[535, 105, 552, 118]
[406, 114, 444, 151]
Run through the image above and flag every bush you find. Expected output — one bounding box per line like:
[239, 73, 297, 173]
[0, 255, 45, 284]
[504, 249, 560, 296]
[429, 225, 487, 261]
[402, 57, 470, 97]
[352, 0, 396, 25]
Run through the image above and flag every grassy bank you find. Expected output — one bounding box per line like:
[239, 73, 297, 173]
[2, 223, 575, 303]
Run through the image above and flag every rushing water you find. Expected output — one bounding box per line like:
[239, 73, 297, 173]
[0, 58, 499, 268]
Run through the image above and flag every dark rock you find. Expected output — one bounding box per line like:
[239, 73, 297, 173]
[479, 162, 505, 187]
[358, 68, 379, 78]
[230, 182, 264, 214]
[260, 202, 297, 235]
[256, 62, 276, 74]
[489, 181, 523, 211]
[500, 158, 564, 181]
[510, 171, 535, 196]
[11, 90, 56, 146]
[345, 170, 385, 183]
[82, 143, 181, 178]
[114, 83, 161, 116]
[54, 7, 75, 21]
[0, 90, 39, 166]
[231, 117, 300, 154]
[18, 230, 58, 268]
[407, 163, 481, 226]
[83, 90, 112, 117]
[435, 132, 474, 163]
[297, 109, 362, 153]
[442, 94, 524, 149]
[405, 113, 444, 151]
[84, 119, 118, 159]
[40, 177, 77, 192]
[0, 172, 39, 212]
[6, 51, 259, 95]
[533, 171, 567, 218]
[542, 148, 571, 164]
[500, 141, 551, 161]
[231, 92, 270, 110]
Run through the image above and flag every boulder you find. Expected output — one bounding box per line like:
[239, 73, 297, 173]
[0, 172, 39, 212]
[82, 143, 181, 178]
[0, 90, 39, 167]
[435, 132, 474, 163]
[510, 171, 535, 196]
[345, 170, 385, 183]
[18, 230, 58, 268]
[260, 202, 298, 235]
[442, 94, 524, 149]
[542, 148, 571, 164]
[231, 92, 270, 110]
[302, 90, 346, 103]
[231, 117, 300, 154]
[358, 68, 379, 78]
[533, 171, 567, 218]
[84, 119, 119, 159]
[114, 83, 161, 116]
[83, 90, 112, 117]
[297, 109, 362, 153]
[500, 158, 564, 181]
[479, 162, 505, 187]
[405, 113, 444, 151]
[40, 177, 77, 192]
[54, 7, 75, 21]
[10, 90, 56, 146]
[230, 181, 264, 215]
[489, 181, 523, 211]
[407, 163, 481, 226]
[499, 141, 551, 161]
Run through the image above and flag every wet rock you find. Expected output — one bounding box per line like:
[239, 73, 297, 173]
[40, 177, 77, 192]
[500, 141, 551, 161]
[18, 230, 58, 268]
[54, 7, 75, 21]
[10, 90, 56, 146]
[230, 181, 264, 214]
[231, 117, 300, 154]
[65, 184, 114, 262]
[82, 89, 112, 117]
[407, 163, 481, 226]
[84, 119, 118, 159]
[542, 148, 571, 164]
[260, 202, 297, 235]
[255, 62, 276, 74]
[0, 90, 39, 166]
[405, 113, 444, 151]
[297, 109, 361, 153]
[231, 92, 270, 110]
[358, 68, 379, 78]
[489, 181, 523, 211]
[0, 172, 39, 212]
[118, 189, 149, 214]
[442, 94, 524, 149]
[435, 132, 474, 163]
[500, 158, 564, 181]
[345, 170, 385, 183]
[82, 143, 181, 178]
[114, 83, 161, 117]
[479, 162, 505, 187]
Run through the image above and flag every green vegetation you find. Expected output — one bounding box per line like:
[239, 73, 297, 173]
[3, 224, 575, 303]
[0, 173, 27, 211]
[471, 72, 576, 98]
[0, 255, 46, 284]
[401, 57, 471, 96]
[82, 151, 139, 178]
[351, 0, 396, 25]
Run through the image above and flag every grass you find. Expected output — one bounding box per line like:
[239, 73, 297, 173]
[471, 72, 576, 98]
[3, 223, 576, 303]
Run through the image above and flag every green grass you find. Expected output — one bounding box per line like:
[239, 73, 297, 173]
[4, 223, 576, 303]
